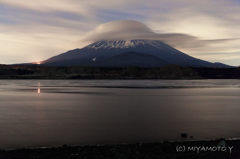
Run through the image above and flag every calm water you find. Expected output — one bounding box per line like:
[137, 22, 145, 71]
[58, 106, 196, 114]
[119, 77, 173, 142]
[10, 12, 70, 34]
[0, 80, 240, 149]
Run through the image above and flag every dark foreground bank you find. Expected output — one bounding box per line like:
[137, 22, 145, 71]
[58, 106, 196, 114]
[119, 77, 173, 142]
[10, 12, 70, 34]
[0, 64, 240, 79]
[1, 139, 239, 159]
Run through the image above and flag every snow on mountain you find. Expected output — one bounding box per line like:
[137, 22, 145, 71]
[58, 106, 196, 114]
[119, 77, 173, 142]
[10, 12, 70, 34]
[86, 40, 165, 50]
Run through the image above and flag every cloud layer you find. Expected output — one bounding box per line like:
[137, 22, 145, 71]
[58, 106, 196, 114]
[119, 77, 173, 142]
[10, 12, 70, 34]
[0, 0, 240, 65]
[83, 20, 239, 54]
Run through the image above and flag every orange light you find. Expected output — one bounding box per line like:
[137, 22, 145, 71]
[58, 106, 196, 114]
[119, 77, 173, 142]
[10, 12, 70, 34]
[31, 62, 41, 65]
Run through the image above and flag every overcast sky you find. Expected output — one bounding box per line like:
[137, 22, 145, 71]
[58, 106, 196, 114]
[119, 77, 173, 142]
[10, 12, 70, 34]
[1, 0, 240, 65]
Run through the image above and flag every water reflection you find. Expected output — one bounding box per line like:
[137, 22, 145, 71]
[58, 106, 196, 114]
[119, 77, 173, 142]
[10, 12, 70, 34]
[38, 82, 41, 93]
[1, 81, 240, 149]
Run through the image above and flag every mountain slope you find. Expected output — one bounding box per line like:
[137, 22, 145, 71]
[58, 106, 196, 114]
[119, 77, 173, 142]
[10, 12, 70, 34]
[94, 51, 169, 67]
[40, 39, 231, 67]
[41, 52, 169, 67]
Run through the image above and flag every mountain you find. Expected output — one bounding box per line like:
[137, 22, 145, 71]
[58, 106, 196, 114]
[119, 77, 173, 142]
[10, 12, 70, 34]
[41, 51, 169, 67]
[95, 51, 169, 67]
[39, 39, 232, 67]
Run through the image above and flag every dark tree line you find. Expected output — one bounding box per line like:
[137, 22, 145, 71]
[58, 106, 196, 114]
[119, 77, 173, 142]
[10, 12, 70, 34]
[0, 64, 239, 79]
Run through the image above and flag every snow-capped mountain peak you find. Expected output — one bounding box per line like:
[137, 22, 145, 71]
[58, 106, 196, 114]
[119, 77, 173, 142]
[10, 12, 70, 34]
[42, 39, 225, 68]
[86, 39, 164, 49]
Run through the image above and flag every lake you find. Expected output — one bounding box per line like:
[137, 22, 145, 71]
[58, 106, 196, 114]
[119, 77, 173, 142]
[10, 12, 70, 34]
[0, 79, 240, 149]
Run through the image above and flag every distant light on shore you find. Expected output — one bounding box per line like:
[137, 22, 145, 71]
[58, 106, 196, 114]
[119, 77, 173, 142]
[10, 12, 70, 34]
[31, 62, 41, 65]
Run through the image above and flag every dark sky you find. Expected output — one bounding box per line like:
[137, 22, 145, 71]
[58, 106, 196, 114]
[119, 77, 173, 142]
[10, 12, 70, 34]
[0, 0, 240, 65]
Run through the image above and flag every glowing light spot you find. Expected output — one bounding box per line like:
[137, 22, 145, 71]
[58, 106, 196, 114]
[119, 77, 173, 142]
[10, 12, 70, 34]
[31, 62, 41, 65]
[38, 82, 41, 93]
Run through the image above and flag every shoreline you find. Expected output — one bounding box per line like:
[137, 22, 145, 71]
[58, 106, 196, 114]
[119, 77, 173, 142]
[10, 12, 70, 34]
[0, 65, 239, 79]
[1, 138, 240, 159]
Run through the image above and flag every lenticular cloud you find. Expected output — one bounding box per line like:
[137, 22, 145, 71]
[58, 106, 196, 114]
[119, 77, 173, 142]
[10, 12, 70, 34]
[82, 20, 239, 52]
[84, 20, 156, 41]
[83, 20, 200, 48]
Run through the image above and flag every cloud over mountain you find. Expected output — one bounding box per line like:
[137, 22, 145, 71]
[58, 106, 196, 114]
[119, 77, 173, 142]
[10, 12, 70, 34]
[84, 20, 155, 41]
[83, 20, 239, 54]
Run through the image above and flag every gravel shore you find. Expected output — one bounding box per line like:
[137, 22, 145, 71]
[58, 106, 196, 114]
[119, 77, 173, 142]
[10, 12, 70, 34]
[0, 139, 239, 159]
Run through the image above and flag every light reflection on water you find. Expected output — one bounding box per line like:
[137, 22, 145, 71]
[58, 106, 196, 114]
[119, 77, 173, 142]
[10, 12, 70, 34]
[37, 82, 41, 94]
[0, 80, 240, 149]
